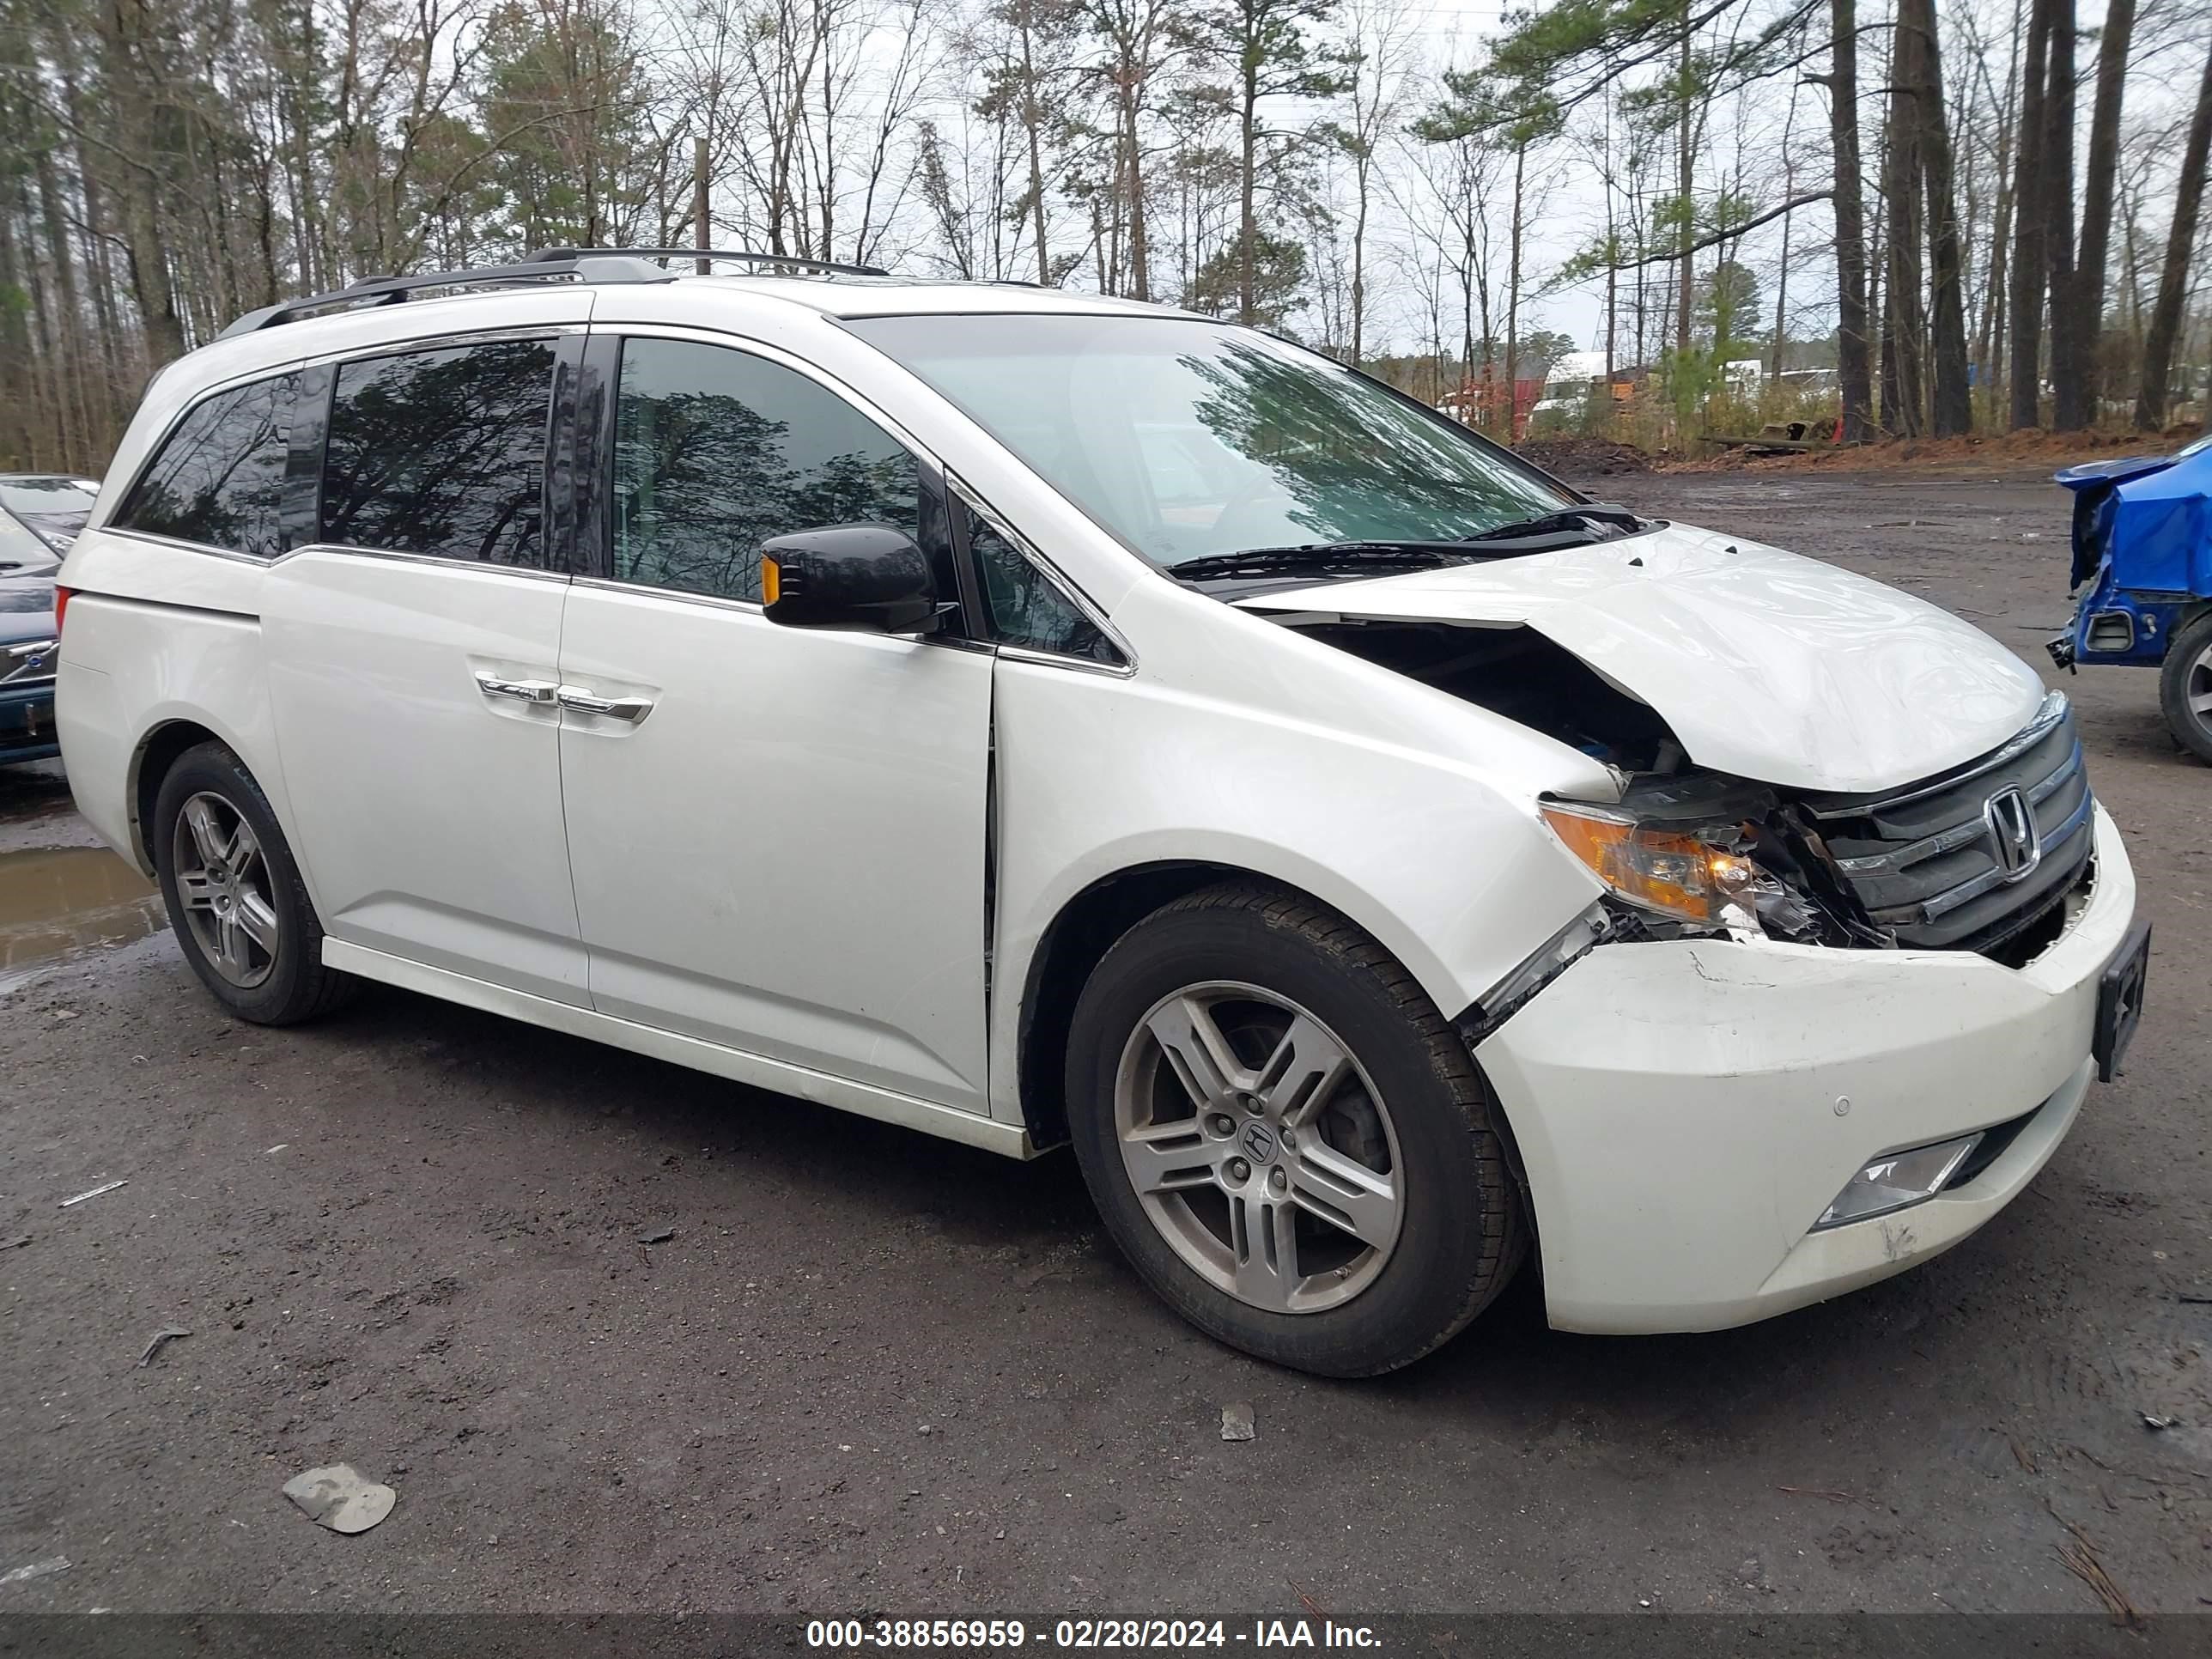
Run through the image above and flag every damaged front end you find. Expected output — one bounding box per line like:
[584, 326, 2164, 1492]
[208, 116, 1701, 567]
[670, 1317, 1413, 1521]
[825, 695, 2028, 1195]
[2046, 441, 2211, 671]
[1460, 769, 1892, 1042]
[1278, 615, 2098, 1043]
[1278, 615, 1905, 944]
[1534, 773, 1865, 949]
[1466, 688, 2096, 1042]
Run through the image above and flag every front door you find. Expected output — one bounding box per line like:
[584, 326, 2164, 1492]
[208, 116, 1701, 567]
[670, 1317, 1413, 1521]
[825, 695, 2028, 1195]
[262, 312, 590, 1004]
[555, 332, 994, 1108]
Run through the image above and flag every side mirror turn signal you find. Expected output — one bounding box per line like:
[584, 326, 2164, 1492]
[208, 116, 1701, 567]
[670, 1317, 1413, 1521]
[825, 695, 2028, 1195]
[760, 525, 940, 635]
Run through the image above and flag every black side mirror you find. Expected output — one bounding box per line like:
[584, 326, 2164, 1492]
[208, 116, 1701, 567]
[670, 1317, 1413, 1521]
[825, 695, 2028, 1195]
[760, 524, 940, 635]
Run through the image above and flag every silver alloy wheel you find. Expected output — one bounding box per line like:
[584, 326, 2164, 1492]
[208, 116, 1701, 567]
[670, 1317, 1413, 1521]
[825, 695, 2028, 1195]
[1112, 981, 1404, 1315]
[2188, 640, 2212, 738]
[171, 790, 280, 988]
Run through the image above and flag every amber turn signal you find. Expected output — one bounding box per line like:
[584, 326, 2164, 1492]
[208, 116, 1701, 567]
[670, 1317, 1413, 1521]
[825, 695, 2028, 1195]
[1537, 802, 1757, 927]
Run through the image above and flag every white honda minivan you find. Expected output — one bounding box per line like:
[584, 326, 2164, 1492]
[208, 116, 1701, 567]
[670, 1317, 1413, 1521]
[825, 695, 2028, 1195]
[55, 251, 2148, 1376]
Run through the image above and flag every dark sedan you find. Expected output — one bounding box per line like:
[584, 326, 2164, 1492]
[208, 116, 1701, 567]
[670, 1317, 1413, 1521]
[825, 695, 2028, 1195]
[2, 474, 100, 765]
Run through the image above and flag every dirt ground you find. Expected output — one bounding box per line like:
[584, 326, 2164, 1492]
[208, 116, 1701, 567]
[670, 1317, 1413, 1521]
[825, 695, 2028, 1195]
[1, 464, 2207, 1624]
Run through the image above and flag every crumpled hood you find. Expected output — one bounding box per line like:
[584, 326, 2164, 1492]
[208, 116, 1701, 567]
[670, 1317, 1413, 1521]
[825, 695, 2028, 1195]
[1234, 520, 2046, 794]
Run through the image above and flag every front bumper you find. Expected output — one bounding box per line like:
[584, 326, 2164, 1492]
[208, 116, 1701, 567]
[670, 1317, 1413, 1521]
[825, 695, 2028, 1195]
[1474, 805, 2137, 1334]
[0, 679, 59, 763]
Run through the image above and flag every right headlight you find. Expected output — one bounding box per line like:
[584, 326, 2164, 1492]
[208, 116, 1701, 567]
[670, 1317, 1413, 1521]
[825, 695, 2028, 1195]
[1537, 800, 1762, 931]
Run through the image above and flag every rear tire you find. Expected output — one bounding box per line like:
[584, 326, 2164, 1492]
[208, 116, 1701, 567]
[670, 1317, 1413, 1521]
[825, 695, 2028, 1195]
[1063, 881, 1527, 1377]
[2158, 611, 2212, 764]
[151, 741, 356, 1024]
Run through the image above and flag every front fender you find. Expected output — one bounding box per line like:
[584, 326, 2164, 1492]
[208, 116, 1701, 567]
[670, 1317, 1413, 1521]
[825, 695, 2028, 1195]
[985, 651, 1604, 1125]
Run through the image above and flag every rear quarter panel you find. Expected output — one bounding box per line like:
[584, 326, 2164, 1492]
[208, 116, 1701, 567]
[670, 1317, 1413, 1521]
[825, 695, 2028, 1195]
[56, 532, 289, 882]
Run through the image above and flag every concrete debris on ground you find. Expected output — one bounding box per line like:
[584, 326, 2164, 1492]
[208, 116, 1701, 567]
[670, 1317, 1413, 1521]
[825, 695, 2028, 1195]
[1221, 1402, 1255, 1442]
[0, 1558, 70, 1587]
[283, 1464, 397, 1534]
[137, 1327, 190, 1367]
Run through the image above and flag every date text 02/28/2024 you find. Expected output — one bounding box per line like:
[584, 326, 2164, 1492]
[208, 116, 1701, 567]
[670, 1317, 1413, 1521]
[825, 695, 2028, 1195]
[805, 1619, 1383, 1650]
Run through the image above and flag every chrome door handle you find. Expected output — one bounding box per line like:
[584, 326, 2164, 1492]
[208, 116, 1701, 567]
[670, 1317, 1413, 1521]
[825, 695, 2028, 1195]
[474, 671, 559, 705]
[556, 684, 654, 724]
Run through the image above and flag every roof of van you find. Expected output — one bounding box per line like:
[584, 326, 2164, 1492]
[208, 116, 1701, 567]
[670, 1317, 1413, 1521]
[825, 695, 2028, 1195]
[147, 267, 1230, 417]
[667, 272, 1182, 319]
[162, 269, 1198, 395]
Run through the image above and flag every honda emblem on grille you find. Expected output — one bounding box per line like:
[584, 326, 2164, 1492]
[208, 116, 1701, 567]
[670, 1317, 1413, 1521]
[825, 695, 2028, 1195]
[1984, 785, 2041, 882]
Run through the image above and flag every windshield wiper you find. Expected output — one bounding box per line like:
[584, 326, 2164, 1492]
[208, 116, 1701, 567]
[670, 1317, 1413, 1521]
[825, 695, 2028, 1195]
[1169, 506, 1650, 583]
[1462, 503, 1644, 544]
[1165, 542, 1476, 581]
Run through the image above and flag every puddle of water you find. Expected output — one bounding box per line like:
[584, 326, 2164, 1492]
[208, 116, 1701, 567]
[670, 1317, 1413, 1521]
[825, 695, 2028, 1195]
[0, 847, 168, 992]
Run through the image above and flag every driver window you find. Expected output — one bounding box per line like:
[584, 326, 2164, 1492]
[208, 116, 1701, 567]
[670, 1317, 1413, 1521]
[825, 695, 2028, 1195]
[612, 338, 921, 603]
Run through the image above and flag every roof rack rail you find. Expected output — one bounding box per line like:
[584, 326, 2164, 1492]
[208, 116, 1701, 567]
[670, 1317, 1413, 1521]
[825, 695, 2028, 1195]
[216, 253, 674, 340]
[525, 246, 890, 278]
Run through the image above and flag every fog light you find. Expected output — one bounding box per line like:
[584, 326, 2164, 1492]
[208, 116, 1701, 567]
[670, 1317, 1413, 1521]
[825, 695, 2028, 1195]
[1811, 1133, 1983, 1231]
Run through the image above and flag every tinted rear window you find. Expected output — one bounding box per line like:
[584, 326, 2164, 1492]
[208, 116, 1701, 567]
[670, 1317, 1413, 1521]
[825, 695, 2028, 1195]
[319, 339, 556, 567]
[118, 374, 301, 557]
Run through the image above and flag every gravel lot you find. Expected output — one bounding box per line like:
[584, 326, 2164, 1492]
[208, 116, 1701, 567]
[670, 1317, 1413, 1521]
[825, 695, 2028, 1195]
[1, 462, 2206, 1622]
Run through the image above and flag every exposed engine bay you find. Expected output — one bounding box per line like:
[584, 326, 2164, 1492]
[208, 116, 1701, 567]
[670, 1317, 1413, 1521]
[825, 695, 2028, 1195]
[1280, 618, 1681, 774]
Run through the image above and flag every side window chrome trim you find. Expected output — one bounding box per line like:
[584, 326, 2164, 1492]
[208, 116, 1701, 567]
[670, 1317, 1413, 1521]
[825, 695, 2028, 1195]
[98, 526, 277, 566]
[995, 642, 1136, 678]
[951, 473, 1136, 676]
[571, 573, 761, 613]
[285, 321, 590, 379]
[568, 570, 999, 652]
[271, 541, 574, 583]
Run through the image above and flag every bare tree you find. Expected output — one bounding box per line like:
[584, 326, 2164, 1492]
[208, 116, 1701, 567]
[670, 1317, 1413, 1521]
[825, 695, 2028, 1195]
[1820, 0, 1875, 439]
[2071, 0, 2136, 414]
[2136, 28, 2212, 429]
[1326, 0, 1415, 362]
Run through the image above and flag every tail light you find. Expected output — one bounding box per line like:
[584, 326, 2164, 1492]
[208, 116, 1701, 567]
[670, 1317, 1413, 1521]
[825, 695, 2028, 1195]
[54, 585, 73, 635]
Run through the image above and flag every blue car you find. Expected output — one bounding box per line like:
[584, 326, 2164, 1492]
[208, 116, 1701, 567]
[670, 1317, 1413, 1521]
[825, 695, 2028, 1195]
[2049, 434, 2212, 762]
[1, 474, 100, 765]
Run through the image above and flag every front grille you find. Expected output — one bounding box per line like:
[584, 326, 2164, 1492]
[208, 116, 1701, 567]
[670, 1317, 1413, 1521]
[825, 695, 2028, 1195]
[1799, 692, 2094, 954]
[2, 638, 58, 688]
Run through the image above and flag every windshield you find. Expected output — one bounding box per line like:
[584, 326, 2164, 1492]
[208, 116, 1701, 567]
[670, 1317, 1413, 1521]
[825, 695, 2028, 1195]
[0, 477, 100, 553]
[846, 314, 1574, 568]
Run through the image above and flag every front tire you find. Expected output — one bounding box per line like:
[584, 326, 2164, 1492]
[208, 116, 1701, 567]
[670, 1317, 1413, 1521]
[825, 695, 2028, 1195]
[2159, 611, 2212, 764]
[151, 741, 356, 1024]
[1064, 882, 1527, 1376]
